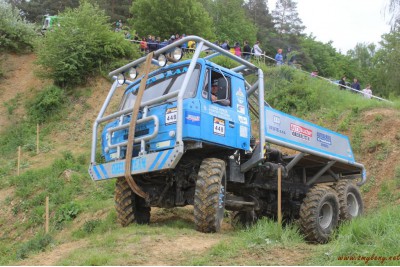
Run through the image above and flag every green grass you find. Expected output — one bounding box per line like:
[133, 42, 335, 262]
[308, 205, 400, 266]
[185, 218, 304, 265]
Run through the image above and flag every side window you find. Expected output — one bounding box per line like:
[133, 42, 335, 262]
[210, 71, 231, 107]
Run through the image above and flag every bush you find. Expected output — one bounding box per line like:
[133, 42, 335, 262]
[26, 85, 65, 123]
[36, 1, 138, 87]
[15, 233, 53, 260]
[264, 66, 322, 115]
[0, 1, 37, 53]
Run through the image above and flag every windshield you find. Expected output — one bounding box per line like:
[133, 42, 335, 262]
[120, 64, 201, 110]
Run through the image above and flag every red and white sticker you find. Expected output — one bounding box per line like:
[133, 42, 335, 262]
[290, 123, 312, 141]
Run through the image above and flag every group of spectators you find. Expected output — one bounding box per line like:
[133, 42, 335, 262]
[129, 33, 196, 54]
[132, 34, 267, 62]
[216, 40, 263, 61]
[116, 22, 375, 99]
[338, 76, 373, 99]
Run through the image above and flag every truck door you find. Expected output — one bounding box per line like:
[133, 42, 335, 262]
[199, 67, 250, 150]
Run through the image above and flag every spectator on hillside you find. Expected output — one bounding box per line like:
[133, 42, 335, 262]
[362, 84, 373, 99]
[310, 70, 318, 77]
[140, 37, 147, 54]
[169, 35, 176, 44]
[181, 34, 188, 52]
[234, 42, 241, 57]
[338, 76, 347, 90]
[124, 31, 131, 39]
[115, 20, 122, 32]
[148, 36, 158, 52]
[275, 48, 283, 66]
[242, 41, 251, 61]
[188, 40, 196, 52]
[159, 39, 169, 49]
[351, 78, 361, 91]
[253, 41, 262, 60]
[221, 40, 230, 50]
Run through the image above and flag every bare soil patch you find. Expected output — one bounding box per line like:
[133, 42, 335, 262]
[17, 240, 88, 266]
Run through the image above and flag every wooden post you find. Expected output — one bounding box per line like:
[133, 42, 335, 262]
[17, 146, 21, 176]
[36, 123, 39, 155]
[45, 196, 49, 234]
[277, 166, 282, 225]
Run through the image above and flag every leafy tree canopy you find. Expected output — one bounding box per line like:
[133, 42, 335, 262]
[130, 0, 214, 39]
[36, 1, 137, 88]
[0, 0, 37, 53]
[210, 0, 257, 44]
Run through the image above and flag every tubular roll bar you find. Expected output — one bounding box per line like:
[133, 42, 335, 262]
[91, 35, 366, 186]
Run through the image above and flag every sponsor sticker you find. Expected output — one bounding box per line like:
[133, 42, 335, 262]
[156, 140, 171, 148]
[238, 115, 248, 125]
[165, 107, 177, 125]
[240, 125, 248, 138]
[273, 115, 281, 124]
[237, 104, 245, 114]
[236, 87, 244, 97]
[185, 111, 200, 126]
[268, 125, 286, 135]
[290, 123, 312, 141]
[213, 117, 225, 136]
[317, 132, 332, 148]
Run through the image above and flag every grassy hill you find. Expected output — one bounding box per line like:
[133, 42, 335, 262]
[1, 53, 400, 265]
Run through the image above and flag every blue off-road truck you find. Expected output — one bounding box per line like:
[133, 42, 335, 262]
[89, 36, 366, 243]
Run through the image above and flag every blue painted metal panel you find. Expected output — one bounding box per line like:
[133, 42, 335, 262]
[264, 107, 355, 163]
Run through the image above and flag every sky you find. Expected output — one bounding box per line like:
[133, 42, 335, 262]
[268, 0, 392, 53]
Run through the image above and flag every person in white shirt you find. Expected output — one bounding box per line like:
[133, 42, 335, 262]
[361, 84, 373, 99]
[253, 41, 262, 60]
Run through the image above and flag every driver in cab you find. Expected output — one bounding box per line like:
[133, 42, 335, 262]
[211, 81, 230, 106]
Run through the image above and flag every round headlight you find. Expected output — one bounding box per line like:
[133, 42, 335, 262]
[173, 47, 183, 61]
[128, 67, 137, 80]
[158, 54, 167, 67]
[117, 73, 125, 85]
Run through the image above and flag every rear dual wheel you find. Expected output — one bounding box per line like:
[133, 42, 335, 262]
[299, 185, 339, 243]
[335, 179, 363, 221]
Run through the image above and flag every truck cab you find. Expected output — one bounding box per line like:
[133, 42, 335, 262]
[101, 59, 251, 164]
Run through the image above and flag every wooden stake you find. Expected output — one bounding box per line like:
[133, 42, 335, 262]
[36, 123, 39, 155]
[45, 196, 49, 234]
[17, 146, 21, 176]
[277, 166, 282, 225]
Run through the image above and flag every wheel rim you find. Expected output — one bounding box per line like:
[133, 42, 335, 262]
[319, 202, 333, 229]
[347, 192, 359, 217]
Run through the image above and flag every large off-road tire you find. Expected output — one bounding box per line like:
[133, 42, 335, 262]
[335, 179, 363, 221]
[299, 185, 339, 243]
[194, 158, 226, 233]
[231, 211, 257, 229]
[115, 177, 151, 226]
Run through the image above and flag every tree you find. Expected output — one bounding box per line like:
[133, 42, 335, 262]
[299, 35, 357, 79]
[371, 28, 400, 96]
[36, 1, 137, 88]
[387, 0, 400, 27]
[130, 0, 214, 39]
[13, 0, 79, 22]
[0, 0, 37, 52]
[271, 0, 305, 38]
[211, 0, 257, 44]
[93, 0, 132, 23]
[244, 0, 276, 54]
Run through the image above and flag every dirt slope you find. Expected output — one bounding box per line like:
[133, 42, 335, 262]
[0, 53, 50, 130]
